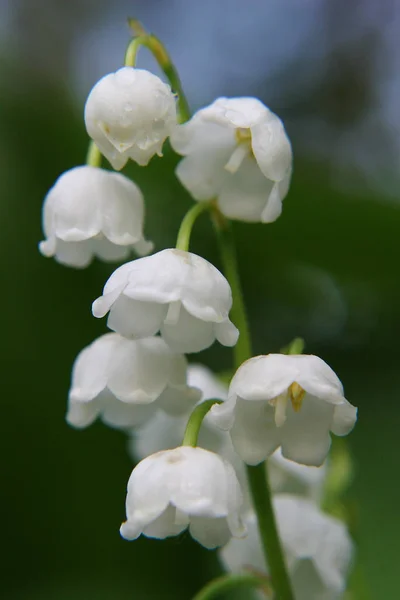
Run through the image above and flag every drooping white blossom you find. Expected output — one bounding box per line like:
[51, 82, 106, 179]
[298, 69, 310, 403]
[220, 495, 353, 600]
[210, 354, 357, 467]
[92, 249, 239, 353]
[129, 364, 229, 460]
[170, 97, 292, 223]
[268, 448, 326, 502]
[39, 166, 153, 268]
[120, 446, 246, 549]
[66, 333, 200, 430]
[85, 67, 177, 170]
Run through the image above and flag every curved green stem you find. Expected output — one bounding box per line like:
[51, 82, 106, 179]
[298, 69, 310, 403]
[246, 464, 294, 600]
[192, 573, 270, 600]
[213, 212, 294, 600]
[125, 26, 191, 123]
[212, 215, 252, 367]
[176, 202, 212, 252]
[182, 399, 223, 447]
[86, 141, 102, 168]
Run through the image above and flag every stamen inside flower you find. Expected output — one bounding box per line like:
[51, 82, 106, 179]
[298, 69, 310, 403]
[235, 128, 252, 144]
[224, 143, 250, 173]
[289, 382, 305, 412]
[269, 382, 306, 427]
[224, 128, 254, 173]
[164, 300, 181, 325]
[273, 393, 288, 428]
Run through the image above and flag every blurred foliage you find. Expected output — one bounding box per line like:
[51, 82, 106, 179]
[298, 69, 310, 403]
[1, 46, 400, 600]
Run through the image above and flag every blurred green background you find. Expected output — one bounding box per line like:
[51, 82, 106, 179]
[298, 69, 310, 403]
[2, 0, 399, 598]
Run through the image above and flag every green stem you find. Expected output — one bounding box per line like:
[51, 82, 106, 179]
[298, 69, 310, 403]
[192, 573, 270, 600]
[124, 30, 191, 123]
[213, 213, 294, 600]
[212, 216, 252, 367]
[182, 399, 223, 447]
[86, 141, 102, 168]
[281, 337, 305, 355]
[175, 202, 212, 252]
[246, 464, 294, 600]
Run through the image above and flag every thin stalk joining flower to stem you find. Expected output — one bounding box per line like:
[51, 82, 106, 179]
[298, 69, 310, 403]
[125, 23, 191, 123]
[192, 572, 271, 600]
[213, 215, 295, 600]
[86, 141, 102, 168]
[175, 201, 212, 252]
[182, 399, 223, 447]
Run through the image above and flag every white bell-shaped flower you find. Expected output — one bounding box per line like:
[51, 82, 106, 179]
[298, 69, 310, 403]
[268, 448, 326, 502]
[220, 495, 353, 600]
[129, 364, 229, 460]
[120, 446, 246, 549]
[85, 67, 177, 170]
[210, 354, 357, 466]
[92, 249, 239, 353]
[39, 166, 153, 268]
[170, 97, 292, 223]
[66, 333, 200, 430]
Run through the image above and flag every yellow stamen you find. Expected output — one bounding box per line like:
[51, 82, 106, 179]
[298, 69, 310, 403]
[289, 382, 305, 412]
[235, 127, 252, 144]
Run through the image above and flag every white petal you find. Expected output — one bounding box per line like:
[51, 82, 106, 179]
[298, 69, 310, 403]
[218, 156, 275, 222]
[167, 448, 235, 517]
[274, 495, 353, 595]
[219, 512, 266, 574]
[53, 239, 93, 268]
[280, 396, 334, 466]
[66, 398, 100, 428]
[99, 171, 146, 245]
[331, 400, 358, 436]
[268, 448, 326, 501]
[107, 296, 167, 338]
[199, 97, 269, 129]
[293, 355, 345, 404]
[251, 112, 292, 182]
[68, 333, 119, 402]
[132, 238, 154, 257]
[156, 354, 201, 415]
[130, 412, 188, 460]
[171, 117, 235, 156]
[44, 166, 102, 242]
[209, 396, 237, 430]
[161, 308, 216, 353]
[214, 319, 239, 347]
[100, 391, 156, 429]
[260, 182, 283, 223]
[91, 237, 131, 262]
[38, 237, 56, 258]
[175, 151, 230, 201]
[190, 516, 232, 549]
[122, 452, 174, 536]
[106, 336, 172, 403]
[229, 355, 298, 402]
[142, 504, 188, 539]
[229, 398, 281, 465]
[187, 365, 228, 401]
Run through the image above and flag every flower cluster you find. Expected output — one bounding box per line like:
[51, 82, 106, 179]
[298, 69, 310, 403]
[39, 27, 359, 600]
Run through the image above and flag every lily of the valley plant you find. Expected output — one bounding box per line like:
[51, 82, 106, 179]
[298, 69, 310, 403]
[40, 20, 360, 600]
